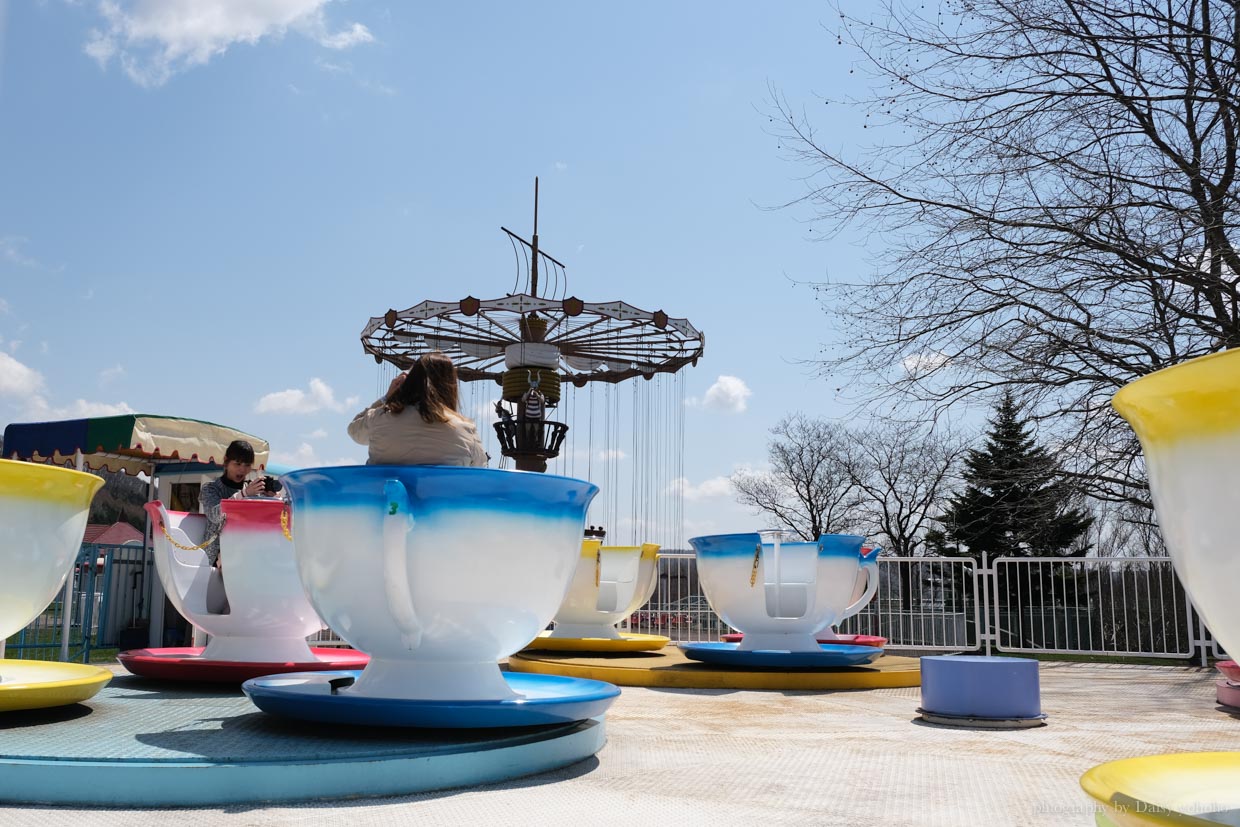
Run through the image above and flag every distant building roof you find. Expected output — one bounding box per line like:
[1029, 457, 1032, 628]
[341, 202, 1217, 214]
[84, 522, 144, 546]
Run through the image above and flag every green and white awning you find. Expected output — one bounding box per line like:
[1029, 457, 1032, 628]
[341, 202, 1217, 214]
[2, 414, 269, 476]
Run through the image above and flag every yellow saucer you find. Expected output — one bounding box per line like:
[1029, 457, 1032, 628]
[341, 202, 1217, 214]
[510, 648, 920, 690]
[0, 659, 113, 712]
[521, 631, 670, 653]
[1080, 752, 1240, 827]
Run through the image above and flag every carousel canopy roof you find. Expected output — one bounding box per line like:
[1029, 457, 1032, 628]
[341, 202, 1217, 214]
[361, 293, 705, 385]
[2, 414, 269, 476]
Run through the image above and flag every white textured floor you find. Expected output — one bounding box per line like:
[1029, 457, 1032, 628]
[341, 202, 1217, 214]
[3, 661, 1238, 826]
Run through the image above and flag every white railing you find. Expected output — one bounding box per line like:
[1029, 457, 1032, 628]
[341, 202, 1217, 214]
[618, 553, 1219, 661]
[264, 553, 1228, 663]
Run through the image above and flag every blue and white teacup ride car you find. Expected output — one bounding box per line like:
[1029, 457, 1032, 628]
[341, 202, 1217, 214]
[680, 531, 884, 668]
[242, 465, 620, 727]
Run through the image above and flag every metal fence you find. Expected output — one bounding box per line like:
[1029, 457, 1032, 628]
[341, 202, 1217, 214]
[8, 547, 1225, 665]
[2, 543, 150, 662]
[620, 552, 1221, 663]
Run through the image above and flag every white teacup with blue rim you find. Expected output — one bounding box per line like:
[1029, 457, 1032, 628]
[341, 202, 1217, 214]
[275, 465, 599, 702]
[690, 531, 880, 653]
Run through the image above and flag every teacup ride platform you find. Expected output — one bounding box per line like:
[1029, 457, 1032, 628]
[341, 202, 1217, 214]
[118, 500, 368, 682]
[508, 646, 920, 690]
[524, 540, 670, 653]
[0, 459, 113, 712]
[241, 466, 620, 730]
[1081, 752, 1240, 827]
[0, 671, 608, 807]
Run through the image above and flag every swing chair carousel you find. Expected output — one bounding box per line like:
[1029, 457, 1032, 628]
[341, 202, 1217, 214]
[358, 181, 704, 654]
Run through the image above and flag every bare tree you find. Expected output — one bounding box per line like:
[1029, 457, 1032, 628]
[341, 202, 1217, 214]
[731, 414, 863, 540]
[774, 0, 1240, 509]
[844, 422, 964, 556]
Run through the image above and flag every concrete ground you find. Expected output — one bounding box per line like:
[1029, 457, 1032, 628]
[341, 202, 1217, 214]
[3, 661, 1238, 826]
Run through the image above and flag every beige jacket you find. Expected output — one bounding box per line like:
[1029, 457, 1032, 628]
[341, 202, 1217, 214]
[347, 398, 489, 467]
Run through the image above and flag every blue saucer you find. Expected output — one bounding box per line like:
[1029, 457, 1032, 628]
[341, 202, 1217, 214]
[242, 670, 620, 728]
[679, 642, 883, 668]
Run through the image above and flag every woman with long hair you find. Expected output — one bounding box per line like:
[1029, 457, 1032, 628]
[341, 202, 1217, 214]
[348, 352, 488, 466]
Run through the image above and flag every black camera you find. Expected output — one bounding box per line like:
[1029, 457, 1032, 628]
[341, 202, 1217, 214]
[261, 475, 283, 493]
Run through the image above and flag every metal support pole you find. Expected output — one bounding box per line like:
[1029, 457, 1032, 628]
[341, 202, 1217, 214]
[60, 450, 86, 661]
[147, 471, 165, 648]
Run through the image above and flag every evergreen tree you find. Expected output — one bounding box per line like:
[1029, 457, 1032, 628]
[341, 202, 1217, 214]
[928, 392, 1093, 561]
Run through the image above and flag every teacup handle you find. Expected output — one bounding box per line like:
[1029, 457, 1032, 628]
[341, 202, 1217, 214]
[382, 479, 422, 651]
[838, 545, 882, 621]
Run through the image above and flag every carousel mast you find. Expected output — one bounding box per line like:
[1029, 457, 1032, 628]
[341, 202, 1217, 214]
[361, 180, 705, 475]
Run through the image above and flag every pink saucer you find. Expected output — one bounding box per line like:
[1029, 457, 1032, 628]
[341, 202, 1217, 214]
[1218, 678, 1240, 710]
[719, 633, 887, 648]
[1216, 660, 1240, 684]
[117, 647, 369, 683]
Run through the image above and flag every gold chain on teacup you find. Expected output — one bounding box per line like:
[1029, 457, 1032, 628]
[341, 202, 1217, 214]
[157, 518, 221, 552]
[749, 543, 761, 587]
[595, 545, 601, 587]
[280, 508, 293, 542]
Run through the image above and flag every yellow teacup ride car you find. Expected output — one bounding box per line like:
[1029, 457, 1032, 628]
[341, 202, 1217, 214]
[0, 459, 110, 712]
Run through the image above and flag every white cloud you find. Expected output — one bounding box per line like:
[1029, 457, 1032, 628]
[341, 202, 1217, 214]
[255, 377, 358, 414]
[35, 398, 137, 418]
[302, 427, 327, 439]
[669, 475, 734, 502]
[554, 161, 568, 171]
[314, 55, 351, 73]
[0, 352, 45, 398]
[597, 448, 627, 462]
[901, 350, 950, 377]
[0, 352, 134, 419]
[7, 340, 21, 354]
[271, 441, 357, 468]
[84, 0, 375, 88]
[700, 375, 751, 413]
[100, 364, 125, 386]
[0, 298, 9, 314]
[0, 236, 59, 271]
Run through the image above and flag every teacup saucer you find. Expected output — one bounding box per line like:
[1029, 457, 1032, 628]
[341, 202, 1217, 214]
[524, 631, 670, 652]
[679, 642, 883, 668]
[243, 670, 621, 728]
[118, 647, 370, 683]
[719, 633, 887, 648]
[0, 659, 112, 712]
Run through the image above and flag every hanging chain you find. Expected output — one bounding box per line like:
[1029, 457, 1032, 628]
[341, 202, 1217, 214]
[595, 545, 602, 588]
[158, 518, 221, 552]
[749, 543, 761, 587]
[280, 508, 293, 541]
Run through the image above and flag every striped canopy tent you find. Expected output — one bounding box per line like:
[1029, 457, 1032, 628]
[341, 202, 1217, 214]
[2, 414, 269, 476]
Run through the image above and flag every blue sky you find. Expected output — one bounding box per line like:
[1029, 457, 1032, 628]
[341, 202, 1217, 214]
[0, 0, 879, 544]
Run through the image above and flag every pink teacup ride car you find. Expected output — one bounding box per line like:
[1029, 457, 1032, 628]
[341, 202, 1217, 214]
[118, 499, 367, 682]
[681, 531, 883, 668]
[241, 466, 621, 728]
[0, 459, 112, 712]
[528, 540, 666, 652]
